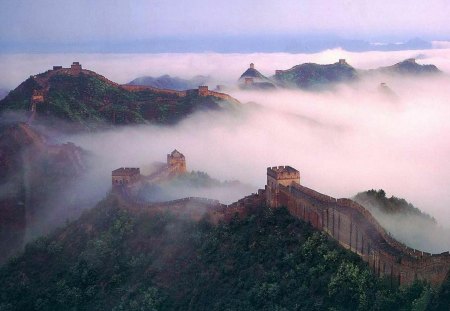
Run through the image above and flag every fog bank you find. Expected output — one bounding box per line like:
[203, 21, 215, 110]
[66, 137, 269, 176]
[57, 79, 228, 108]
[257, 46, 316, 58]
[2, 49, 450, 251]
[65, 74, 450, 234]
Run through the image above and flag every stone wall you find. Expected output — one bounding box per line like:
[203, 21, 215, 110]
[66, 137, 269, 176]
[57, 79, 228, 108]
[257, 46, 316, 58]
[112, 168, 141, 186]
[267, 173, 450, 286]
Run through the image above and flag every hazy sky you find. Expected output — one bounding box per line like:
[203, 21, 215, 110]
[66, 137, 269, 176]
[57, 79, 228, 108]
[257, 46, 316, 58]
[1, 0, 449, 46]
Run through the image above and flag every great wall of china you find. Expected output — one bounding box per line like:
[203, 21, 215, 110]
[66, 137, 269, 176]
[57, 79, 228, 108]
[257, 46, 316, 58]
[265, 166, 450, 286]
[29, 62, 240, 108]
[112, 151, 450, 286]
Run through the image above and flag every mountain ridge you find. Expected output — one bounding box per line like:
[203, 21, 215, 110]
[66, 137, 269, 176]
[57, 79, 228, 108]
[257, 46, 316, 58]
[0, 63, 239, 130]
[1, 194, 447, 310]
[127, 74, 211, 91]
[237, 58, 442, 90]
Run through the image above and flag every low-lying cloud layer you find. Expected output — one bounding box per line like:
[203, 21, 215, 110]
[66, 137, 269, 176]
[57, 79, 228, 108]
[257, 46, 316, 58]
[67, 78, 450, 231]
[2, 49, 450, 251]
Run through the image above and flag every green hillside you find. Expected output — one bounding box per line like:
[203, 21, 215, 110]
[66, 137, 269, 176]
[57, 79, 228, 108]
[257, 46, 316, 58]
[376, 59, 441, 75]
[0, 70, 233, 130]
[273, 61, 358, 89]
[1, 195, 447, 311]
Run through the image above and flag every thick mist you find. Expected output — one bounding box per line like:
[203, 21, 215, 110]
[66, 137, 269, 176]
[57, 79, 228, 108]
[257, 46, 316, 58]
[64, 72, 450, 233]
[354, 193, 450, 253]
[1, 49, 450, 252]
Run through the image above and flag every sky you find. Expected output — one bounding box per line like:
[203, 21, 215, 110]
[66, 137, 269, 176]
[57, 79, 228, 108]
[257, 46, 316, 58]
[1, 0, 450, 52]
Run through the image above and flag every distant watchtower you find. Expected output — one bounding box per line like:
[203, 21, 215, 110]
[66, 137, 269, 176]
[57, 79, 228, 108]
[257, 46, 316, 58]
[70, 62, 82, 75]
[266, 166, 300, 207]
[111, 168, 140, 186]
[198, 86, 209, 97]
[167, 149, 187, 175]
[250, 63, 255, 69]
[338, 59, 347, 65]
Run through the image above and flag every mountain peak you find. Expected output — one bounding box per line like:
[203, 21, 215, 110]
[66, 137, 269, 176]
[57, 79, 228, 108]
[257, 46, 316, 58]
[378, 58, 440, 75]
[239, 63, 267, 80]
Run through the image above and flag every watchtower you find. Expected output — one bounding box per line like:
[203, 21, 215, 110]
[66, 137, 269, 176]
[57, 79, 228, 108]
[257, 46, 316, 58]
[339, 59, 347, 65]
[70, 62, 82, 75]
[198, 86, 209, 97]
[250, 63, 255, 69]
[111, 167, 140, 186]
[266, 166, 300, 207]
[167, 149, 187, 175]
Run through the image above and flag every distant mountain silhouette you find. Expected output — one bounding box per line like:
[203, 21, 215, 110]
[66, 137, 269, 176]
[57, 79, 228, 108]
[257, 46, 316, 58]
[236, 58, 441, 91]
[374, 58, 441, 75]
[367, 38, 432, 52]
[273, 59, 358, 89]
[238, 63, 276, 90]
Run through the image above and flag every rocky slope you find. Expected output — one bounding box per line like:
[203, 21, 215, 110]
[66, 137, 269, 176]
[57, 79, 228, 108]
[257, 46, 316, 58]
[0, 122, 87, 263]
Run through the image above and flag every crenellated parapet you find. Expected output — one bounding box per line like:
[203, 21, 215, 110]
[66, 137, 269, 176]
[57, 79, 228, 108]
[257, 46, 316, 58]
[266, 166, 300, 208]
[112, 167, 141, 186]
[267, 166, 300, 186]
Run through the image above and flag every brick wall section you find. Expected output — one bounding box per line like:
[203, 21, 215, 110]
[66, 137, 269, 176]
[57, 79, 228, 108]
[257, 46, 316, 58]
[267, 170, 450, 286]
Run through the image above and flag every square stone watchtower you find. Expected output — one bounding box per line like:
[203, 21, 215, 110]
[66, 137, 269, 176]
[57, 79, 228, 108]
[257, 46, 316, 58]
[266, 166, 300, 207]
[167, 149, 187, 175]
[70, 62, 82, 75]
[112, 167, 140, 186]
[198, 86, 209, 97]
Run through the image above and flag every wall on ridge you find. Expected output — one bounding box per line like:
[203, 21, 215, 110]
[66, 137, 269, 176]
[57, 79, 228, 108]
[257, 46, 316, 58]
[269, 181, 450, 286]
